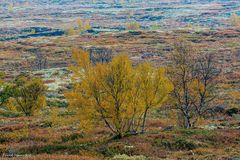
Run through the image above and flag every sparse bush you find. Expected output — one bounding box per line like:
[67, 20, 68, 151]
[174, 137, 197, 150]
[154, 139, 172, 149]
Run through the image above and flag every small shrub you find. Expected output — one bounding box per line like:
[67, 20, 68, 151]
[154, 139, 172, 149]
[154, 137, 197, 150]
[98, 147, 115, 157]
[174, 137, 197, 150]
[61, 133, 84, 142]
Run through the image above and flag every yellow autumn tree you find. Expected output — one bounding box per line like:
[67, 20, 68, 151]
[65, 18, 92, 36]
[65, 26, 76, 36]
[12, 75, 47, 116]
[65, 50, 172, 137]
[126, 22, 141, 30]
[77, 18, 91, 32]
[137, 63, 173, 133]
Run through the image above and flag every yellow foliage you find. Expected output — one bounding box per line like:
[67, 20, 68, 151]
[190, 79, 206, 99]
[13, 77, 47, 116]
[76, 18, 91, 32]
[137, 64, 173, 109]
[126, 22, 141, 30]
[230, 91, 240, 100]
[196, 117, 205, 126]
[65, 27, 76, 36]
[66, 50, 173, 136]
[48, 107, 77, 128]
[5, 97, 17, 112]
[229, 91, 240, 108]
[65, 18, 92, 36]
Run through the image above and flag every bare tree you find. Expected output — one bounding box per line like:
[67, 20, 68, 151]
[168, 39, 219, 128]
[193, 53, 220, 117]
[88, 47, 112, 64]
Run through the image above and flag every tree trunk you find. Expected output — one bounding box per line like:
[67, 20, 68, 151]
[141, 107, 149, 133]
[184, 116, 191, 129]
[25, 112, 32, 117]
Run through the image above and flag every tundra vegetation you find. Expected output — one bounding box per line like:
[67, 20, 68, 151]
[0, 1, 240, 159]
[0, 40, 239, 160]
